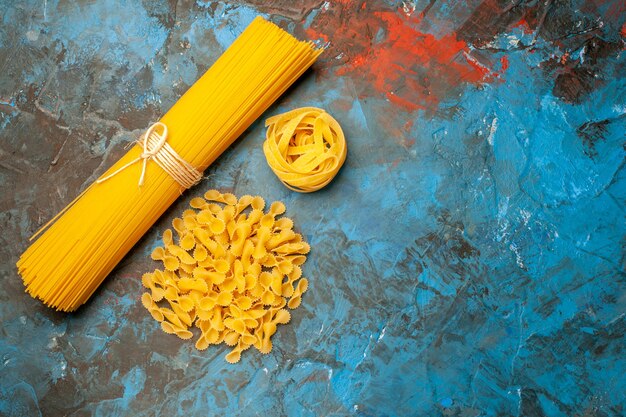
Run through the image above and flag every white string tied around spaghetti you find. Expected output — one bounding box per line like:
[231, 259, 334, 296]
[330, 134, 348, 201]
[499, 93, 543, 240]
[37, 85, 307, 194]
[96, 122, 202, 189]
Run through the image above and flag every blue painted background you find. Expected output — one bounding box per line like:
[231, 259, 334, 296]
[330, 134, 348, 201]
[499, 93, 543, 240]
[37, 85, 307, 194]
[0, 0, 624, 416]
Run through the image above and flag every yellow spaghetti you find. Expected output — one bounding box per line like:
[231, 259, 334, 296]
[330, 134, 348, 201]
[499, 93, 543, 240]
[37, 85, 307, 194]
[17, 17, 323, 312]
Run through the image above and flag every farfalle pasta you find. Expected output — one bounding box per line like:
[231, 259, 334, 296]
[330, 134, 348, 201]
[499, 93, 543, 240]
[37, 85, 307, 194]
[263, 107, 347, 193]
[141, 190, 309, 363]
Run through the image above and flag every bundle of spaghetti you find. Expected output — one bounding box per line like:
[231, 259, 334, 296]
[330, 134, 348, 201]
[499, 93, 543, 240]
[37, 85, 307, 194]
[17, 16, 323, 312]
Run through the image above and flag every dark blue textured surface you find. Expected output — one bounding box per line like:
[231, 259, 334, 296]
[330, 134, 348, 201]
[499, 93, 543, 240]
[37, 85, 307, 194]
[0, 1, 624, 416]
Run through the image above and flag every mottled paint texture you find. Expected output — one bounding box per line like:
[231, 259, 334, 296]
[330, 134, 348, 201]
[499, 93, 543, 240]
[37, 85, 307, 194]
[1, 0, 625, 416]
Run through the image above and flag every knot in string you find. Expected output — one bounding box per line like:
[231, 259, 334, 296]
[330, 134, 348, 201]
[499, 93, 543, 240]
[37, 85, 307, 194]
[96, 122, 202, 189]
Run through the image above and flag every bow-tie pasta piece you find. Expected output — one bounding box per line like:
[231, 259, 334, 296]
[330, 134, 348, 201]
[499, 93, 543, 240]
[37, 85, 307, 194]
[151, 247, 179, 272]
[141, 273, 165, 302]
[287, 278, 309, 309]
[140, 191, 311, 363]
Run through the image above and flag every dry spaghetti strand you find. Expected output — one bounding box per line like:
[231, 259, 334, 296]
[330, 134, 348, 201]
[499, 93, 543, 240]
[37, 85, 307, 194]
[17, 17, 322, 312]
[263, 107, 347, 192]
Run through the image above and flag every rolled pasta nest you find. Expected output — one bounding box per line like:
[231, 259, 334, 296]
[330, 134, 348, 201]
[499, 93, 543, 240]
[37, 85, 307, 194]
[263, 107, 347, 193]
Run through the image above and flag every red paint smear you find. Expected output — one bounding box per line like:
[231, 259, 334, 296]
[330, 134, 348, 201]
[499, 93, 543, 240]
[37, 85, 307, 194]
[403, 119, 414, 133]
[500, 56, 509, 72]
[387, 93, 425, 111]
[621, 22, 626, 38]
[337, 11, 493, 112]
[463, 52, 491, 79]
[304, 27, 329, 44]
[513, 18, 534, 34]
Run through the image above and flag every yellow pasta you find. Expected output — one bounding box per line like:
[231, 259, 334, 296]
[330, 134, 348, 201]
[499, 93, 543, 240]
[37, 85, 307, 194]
[142, 190, 309, 363]
[17, 17, 322, 312]
[263, 107, 347, 192]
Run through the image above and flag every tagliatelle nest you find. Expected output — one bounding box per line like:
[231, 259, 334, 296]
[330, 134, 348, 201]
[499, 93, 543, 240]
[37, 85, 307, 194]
[263, 107, 347, 193]
[141, 190, 309, 363]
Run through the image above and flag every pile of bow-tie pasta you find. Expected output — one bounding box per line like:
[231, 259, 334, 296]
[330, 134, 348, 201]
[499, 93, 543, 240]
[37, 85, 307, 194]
[141, 190, 309, 363]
